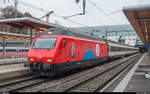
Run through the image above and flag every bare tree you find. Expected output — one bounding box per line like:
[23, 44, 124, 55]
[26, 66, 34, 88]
[1, 6, 15, 19]
[1, 6, 33, 19]
[0, 6, 34, 34]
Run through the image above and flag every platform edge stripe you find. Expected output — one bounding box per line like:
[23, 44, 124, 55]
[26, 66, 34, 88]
[113, 53, 146, 92]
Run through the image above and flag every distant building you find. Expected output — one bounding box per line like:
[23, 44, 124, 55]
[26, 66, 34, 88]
[73, 24, 143, 46]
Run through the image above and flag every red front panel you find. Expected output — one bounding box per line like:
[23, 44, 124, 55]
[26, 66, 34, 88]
[28, 35, 60, 63]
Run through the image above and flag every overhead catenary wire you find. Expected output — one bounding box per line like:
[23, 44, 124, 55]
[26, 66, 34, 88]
[108, 10, 122, 15]
[87, 0, 120, 25]
[111, 0, 131, 27]
[87, 0, 134, 39]
[70, 0, 106, 26]
[11, 0, 88, 27]
[71, 0, 119, 36]
[112, 0, 129, 25]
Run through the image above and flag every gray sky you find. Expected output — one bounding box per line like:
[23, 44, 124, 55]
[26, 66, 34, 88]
[1, 0, 150, 27]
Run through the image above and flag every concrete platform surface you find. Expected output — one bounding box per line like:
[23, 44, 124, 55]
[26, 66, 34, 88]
[0, 63, 30, 80]
[124, 53, 150, 92]
[113, 53, 150, 92]
[0, 58, 27, 65]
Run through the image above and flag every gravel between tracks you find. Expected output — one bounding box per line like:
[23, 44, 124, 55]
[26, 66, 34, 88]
[40, 54, 139, 92]
[0, 76, 47, 92]
[0, 74, 33, 86]
[15, 53, 140, 92]
[67, 55, 141, 92]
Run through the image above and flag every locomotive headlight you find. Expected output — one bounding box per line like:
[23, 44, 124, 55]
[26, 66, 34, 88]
[29, 58, 34, 61]
[47, 59, 53, 62]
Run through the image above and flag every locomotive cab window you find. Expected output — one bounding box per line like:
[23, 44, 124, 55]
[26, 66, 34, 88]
[32, 37, 57, 49]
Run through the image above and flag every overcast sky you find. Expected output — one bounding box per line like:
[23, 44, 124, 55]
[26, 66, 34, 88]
[1, 0, 150, 27]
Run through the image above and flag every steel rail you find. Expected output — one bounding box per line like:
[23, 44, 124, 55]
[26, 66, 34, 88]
[0, 75, 43, 92]
[64, 54, 140, 92]
[38, 54, 139, 92]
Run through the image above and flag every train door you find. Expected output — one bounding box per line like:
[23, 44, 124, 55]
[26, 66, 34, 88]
[71, 41, 75, 60]
[64, 38, 71, 62]
[59, 39, 66, 63]
[64, 39, 76, 62]
[105, 41, 109, 56]
[62, 39, 66, 58]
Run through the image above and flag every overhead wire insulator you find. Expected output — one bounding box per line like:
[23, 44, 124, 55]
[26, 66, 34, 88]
[83, 0, 86, 15]
[75, 0, 80, 3]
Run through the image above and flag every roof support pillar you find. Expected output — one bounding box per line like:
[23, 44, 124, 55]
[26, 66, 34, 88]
[105, 30, 108, 39]
[35, 28, 39, 36]
[148, 31, 150, 55]
[2, 38, 6, 59]
[144, 22, 148, 43]
[148, 44, 150, 55]
[30, 29, 33, 45]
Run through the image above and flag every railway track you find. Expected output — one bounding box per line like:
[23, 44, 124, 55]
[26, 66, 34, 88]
[65, 54, 142, 92]
[0, 75, 51, 92]
[0, 74, 33, 85]
[14, 53, 141, 92]
[0, 62, 25, 66]
[38, 54, 141, 92]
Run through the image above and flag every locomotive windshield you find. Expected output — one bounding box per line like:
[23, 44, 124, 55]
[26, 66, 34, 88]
[32, 37, 57, 49]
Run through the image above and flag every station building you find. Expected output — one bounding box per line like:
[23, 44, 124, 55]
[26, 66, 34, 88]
[74, 24, 143, 46]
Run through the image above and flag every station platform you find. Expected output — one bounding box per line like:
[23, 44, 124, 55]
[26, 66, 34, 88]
[0, 63, 30, 80]
[0, 58, 27, 65]
[113, 53, 150, 92]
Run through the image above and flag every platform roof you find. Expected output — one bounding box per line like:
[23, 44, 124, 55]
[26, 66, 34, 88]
[123, 4, 150, 43]
[0, 17, 63, 31]
[0, 31, 30, 40]
[0, 17, 64, 40]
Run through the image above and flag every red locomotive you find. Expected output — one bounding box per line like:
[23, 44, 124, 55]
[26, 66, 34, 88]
[27, 27, 139, 77]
